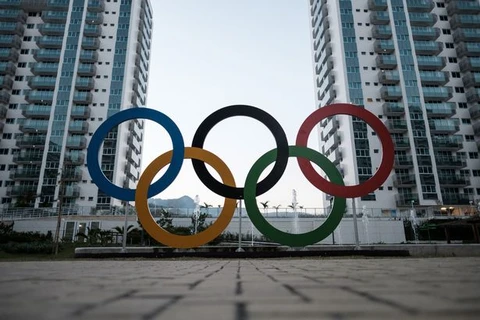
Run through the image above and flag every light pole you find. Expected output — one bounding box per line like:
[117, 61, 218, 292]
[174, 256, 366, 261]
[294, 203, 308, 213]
[122, 201, 129, 253]
[236, 200, 244, 252]
[53, 169, 65, 255]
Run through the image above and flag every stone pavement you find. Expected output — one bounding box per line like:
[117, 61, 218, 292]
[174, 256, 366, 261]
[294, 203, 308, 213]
[0, 258, 479, 320]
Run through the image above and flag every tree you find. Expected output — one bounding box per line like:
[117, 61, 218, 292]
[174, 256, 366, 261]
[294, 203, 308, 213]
[112, 225, 137, 235]
[156, 207, 173, 232]
[76, 227, 113, 246]
[201, 202, 213, 216]
[274, 205, 281, 216]
[191, 212, 209, 234]
[260, 201, 269, 214]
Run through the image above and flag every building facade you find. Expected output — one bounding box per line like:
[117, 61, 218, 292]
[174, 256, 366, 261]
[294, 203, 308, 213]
[309, 0, 480, 214]
[0, 0, 152, 210]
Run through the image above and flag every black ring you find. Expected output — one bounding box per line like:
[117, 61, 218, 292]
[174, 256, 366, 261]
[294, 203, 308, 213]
[191, 105, 289, 199]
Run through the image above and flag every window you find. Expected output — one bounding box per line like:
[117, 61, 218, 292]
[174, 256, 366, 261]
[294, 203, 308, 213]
[22, 36, 32, 41]
[436, 2, 445, 8]
[466, 135, 475, 142]
[451, 72, 460, 78]
[445, 43, 454, 49]
[473, 170, 480, 177]
[455, 87, 465, 93]
[0, 149, 8, 155]
[17, 62, 26, 68]
[0, 165, 5, 171]
[439, 15, 448, 21]
[458, 102, 468, 109]
[442, 29, 451, 35]
[462, 118, 471, 124]
[5, 118, 14, 124]
[2, 133, 12, 139]
[448, 57, 457, 63]
[12, 90, 20, 95]
[20, 49, 29, 54]
[469, 152, 479, 159]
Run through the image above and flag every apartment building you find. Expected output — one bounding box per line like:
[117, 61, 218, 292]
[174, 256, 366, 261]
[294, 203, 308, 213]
[0, 0, 152, 210]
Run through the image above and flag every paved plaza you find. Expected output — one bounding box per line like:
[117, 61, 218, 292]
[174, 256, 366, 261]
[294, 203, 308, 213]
[0, 257, 479, 320]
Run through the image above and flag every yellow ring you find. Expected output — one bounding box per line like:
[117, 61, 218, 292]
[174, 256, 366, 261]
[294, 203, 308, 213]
[135, 147, 236, 248]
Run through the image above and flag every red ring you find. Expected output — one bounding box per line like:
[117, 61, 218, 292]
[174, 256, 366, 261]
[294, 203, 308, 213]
[295, 103, 394, 198]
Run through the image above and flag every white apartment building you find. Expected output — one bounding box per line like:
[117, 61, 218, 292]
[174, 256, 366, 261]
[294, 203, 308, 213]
[309, 0, 480, 215]
[0, 0, 152, 210]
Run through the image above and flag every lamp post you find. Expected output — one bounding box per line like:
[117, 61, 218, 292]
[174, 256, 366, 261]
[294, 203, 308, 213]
[53, 169, 65, 255]
[122, 201, 128, 253]
[236, 200, 244, 252]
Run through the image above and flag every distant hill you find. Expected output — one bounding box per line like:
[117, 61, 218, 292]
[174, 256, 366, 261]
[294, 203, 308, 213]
[148, 196, 195, 209]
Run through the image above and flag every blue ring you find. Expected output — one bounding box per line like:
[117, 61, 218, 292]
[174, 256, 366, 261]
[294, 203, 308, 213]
[87, 108, 185, 201]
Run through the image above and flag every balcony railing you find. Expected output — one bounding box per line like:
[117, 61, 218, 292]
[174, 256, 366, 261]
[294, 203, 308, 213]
[374, 39, 395, 54]
[38, 23, 65, 36]
[394, 155, 414, 168]
[72, 91, 93, 104]
[85, 12, 103, 24]
[393, 137, 410, 149]
[385, 119, 408, 132]
[79, 50, 98, 63]
[0, 48, 18, 62]
[13, 152, 44, 164]
[370, 11, 390, 25]
[33, 49, 61, 62]
[435, 155, 467, 168]
[70, 106, 91, 119]
[10, 168, 42, 180]
[424, 102, 456, 117]
[68, 121, 89, 133]
[64, 152, 85, 165]
[19, 119, 49, 133]
[28, 76, 56, 89]
[393, 174, 417, 187]
[0, 34, 21, 48]
[422, 86, 453, 101]
[36, 36, 63, 49]
[0, 75, 13, 90]
[469, 104, 480, 120]
[368, 0, 388, 11]
[0, 9, 27, 23]
[416, 55, 446, 70]
[81, 37, 100, 49]
[0, 22, 24, 35]
[407, 0, 434, 13]
[25, 90, 54, 104]
[462, 72, 480, 88]
[0, 90, 10, 104]
[383, 102, 405, 115]
[83, 24, 102, 37]
[419, 71, 449, 85]
[456, 42, 480, 58]
[75, 77, 94, 90]
[87, 0, 105, 12]
[66, 136, 87, 149]
[41, 10, 68, 23]
[450, 14, 480, 30]
[63, 185, 80, 198]
[0, 61, 16, 75]
[409, 12, 437, 26]
[396, 193, 419, 207]
[453, 28, 480, 43]
[381, 86, 403, 100]
[414, 40, 443, 55]
[438, 175, 470, 186]
[378, 70, 400, 84]
[6, 186, 38, 197]
[431, 135, 463, 150]
[46, 0, 69, 10]
[428, 119, 460, 133]
[442, 194, 475, 205]
[376, 54, 397, 69]
[21, 105, 51, 118]
[77, 63, 96, 76]
[15, 135, 47, 148]
[447, 1, 480, 16]
[466, 87, 480, 103]
[31, 62, 59, 75]
[411, 26, 440, 40]
[372, 25, 392, 39]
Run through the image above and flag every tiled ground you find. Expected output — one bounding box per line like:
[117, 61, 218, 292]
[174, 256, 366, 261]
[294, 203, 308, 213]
[0, 257, 479, 319]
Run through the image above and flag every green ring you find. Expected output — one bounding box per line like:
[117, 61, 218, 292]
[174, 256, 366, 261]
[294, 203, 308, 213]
[244, 146, 346, 247]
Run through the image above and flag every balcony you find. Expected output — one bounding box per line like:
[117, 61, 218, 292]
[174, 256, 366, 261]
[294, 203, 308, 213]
[422, 87, 453, 101]
[33, 49, 61, 62]
[66, 136, 87, 149]
[19, 119, 49, 133]
[0, 48, 18, 62]
[432, 135, 463, 150]
[466, 87, 480, 103]
[411, 26, 440, 40]
[68, 121, 89, 134]
[41, 10, 68, 23]
[429, 119, 460, 133]
[414, 41, 443, 55]
[384, 119, 408, 132]
[469, 104, 480, 120]
[425, 102, 456, 117]
[70, 106, 91, 119]
[368, 0, 388, 11]
[85, 12, 103, 25]
[87, 0, 105, 12]
[83, 24, 101, 37]
[374, 40, 395, 54]
[460, 57, 480, 72]
[79, 50, 98, 63]
[370, 11, 390, 24]
[36, 36, 63, 49]
[62, 168, 82, 181]
[376, 54, 397, 69]
[383, 102, 405, 115]
[378, 70, 400, 84]
[0, 34, 21, 48]
[396, 193, 419, 207]
[77, 63, 96, 76]
[0, 9, 27, 23]
[442, 194, 474, 205]
[21, 105, 51, 118]
[64, 151, 85, 165]
[416, 55, 446, 71]
[38, 23, 65, 36]
[28, 76, 56, 89]
[450, 14, 480, 30]
[10, 168, 41, 180]
[0, 75, 13, 90]
[128, 120, 143, 140]
[16, 135, 47, 148]
[409, 12, 437, 26]
[438, 175, 470, 187]
[75, 77, 94, 90]
[0, 90, 10, 104]
[46, 0, 69, 10]
[457, 42, 480, 58]
[0, 61, 16, 75]
[6, 186, 38, 197]
[447, 1, 480, 15]
[435, 155, 467, 168]
[419, 71, 449, 85]
[31, 62, 59, 75]
[475, 121, 480, 136]
[13, 152, 44, 164]
[63, 185, 80, 198]
[381, 86, 403, 100]
[462, 72, 480, 88]
[372, 25, 392, 39]
[394, 155, 414, 168]
[72, 91, 93, 104]
[453, 28, 480, 43]
[25, 90, 54, 104]
[0, 22, 24, 35]
[407, 0, 434, 12]
[81, 37, 100, 50]
[0, 104, 7, 118]
[393, 174, 417, 188]
[392, 137, 410, 149]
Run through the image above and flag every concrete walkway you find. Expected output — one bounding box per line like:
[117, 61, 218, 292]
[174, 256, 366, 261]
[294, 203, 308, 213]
[0, 258, 479, 319]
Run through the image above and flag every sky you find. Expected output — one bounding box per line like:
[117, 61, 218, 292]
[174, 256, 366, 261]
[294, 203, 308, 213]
[141, 0, 324, 208]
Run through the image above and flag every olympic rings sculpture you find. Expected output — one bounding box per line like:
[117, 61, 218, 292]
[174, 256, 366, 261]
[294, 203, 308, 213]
[87, 104, 394, 248]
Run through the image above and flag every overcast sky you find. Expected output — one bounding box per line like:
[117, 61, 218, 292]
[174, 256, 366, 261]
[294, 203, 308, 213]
[141, 0, 324, 208]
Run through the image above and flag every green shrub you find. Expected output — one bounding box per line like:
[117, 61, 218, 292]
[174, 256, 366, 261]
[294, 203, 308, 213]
[0, 242, 56, 254]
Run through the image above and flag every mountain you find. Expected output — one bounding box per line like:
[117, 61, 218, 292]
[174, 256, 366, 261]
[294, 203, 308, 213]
[148, 195, 195, 209]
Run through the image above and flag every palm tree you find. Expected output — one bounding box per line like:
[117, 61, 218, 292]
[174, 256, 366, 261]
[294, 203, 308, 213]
[274, 204, 281, 216]
[260, 200, 269, 214]
[201, 202, 213, 216]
